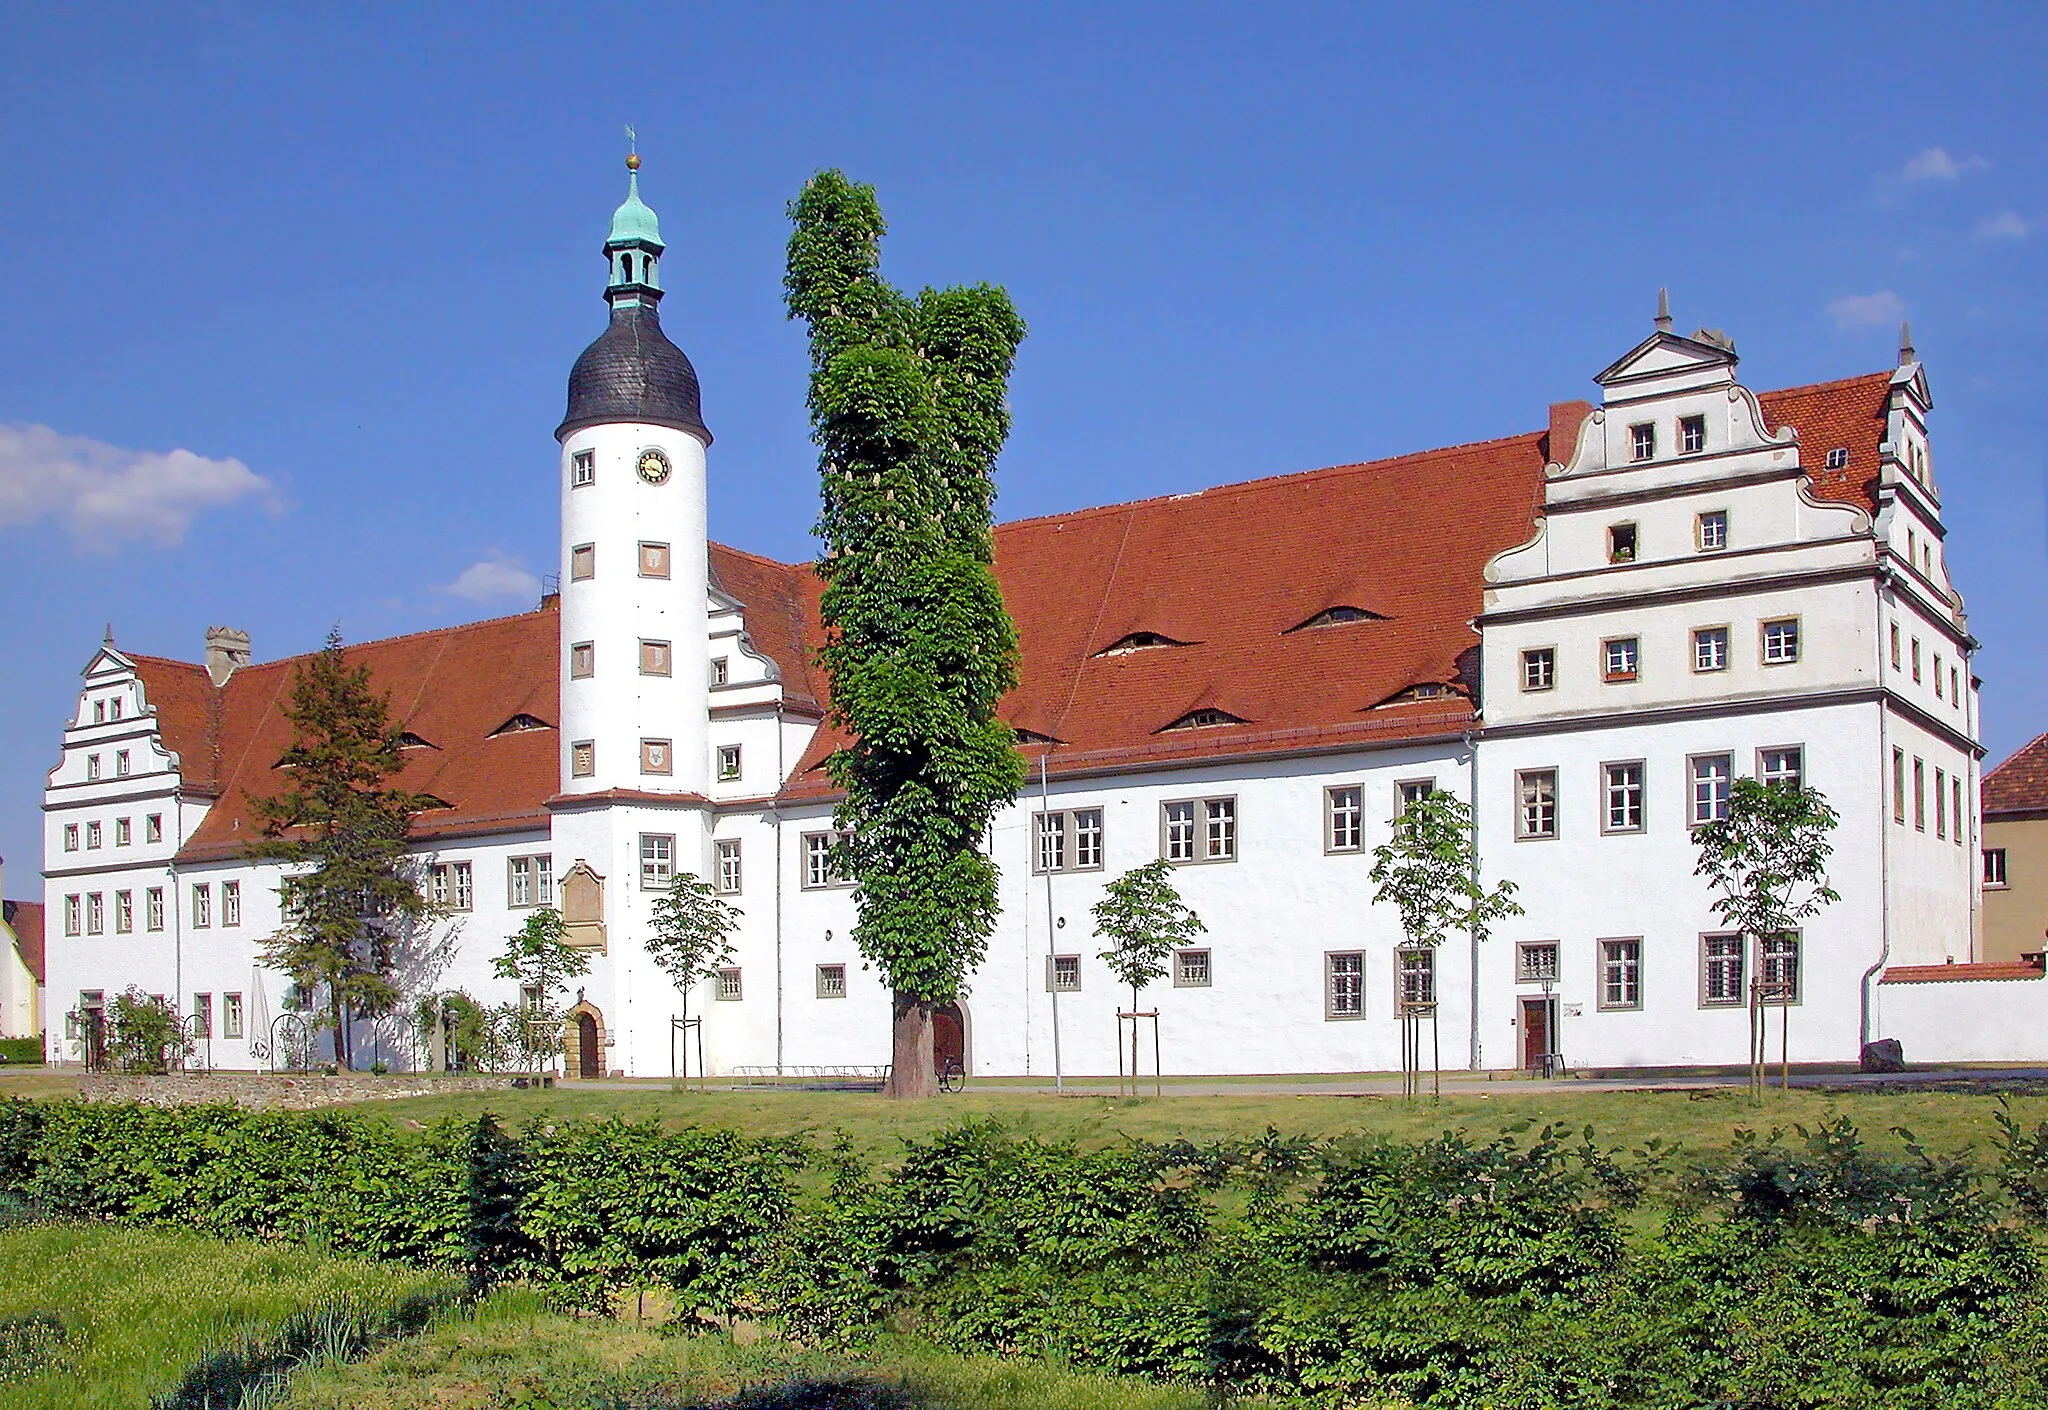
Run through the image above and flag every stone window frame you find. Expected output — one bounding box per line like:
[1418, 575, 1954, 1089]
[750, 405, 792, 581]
[1602, 759, 1646, 834]
[1396, 947, 1435, 1009]
[641, 738, 673, 776]
[570, 449, 596, 488]
[146, 888, 164, 932]
[639, 640, 673, 677]
[1515, 768, 1559, 840]
[717, 744, 742, 781]
[146, 814, 163, 843]
[570, 642, 595, 680]
[1689, 752, 1733, 827]
[223, 992, 244, 1039]
[1516, 940, 1559, 985]
[1046, 954, 1082, 992]
[1699, 932, 1745, 1007]
[1325, 785, 1364, 853]
[638, 541, 671, 579]
[1174, 948, 1212, 988]
[1325, 950, 1365, 1020]
[1598, 937, 1643, 1010]
[570, 543, 596, 581]
[1034, 808, 1106, 874]
[1629, 422, 1656, 461]
[815, 963, 847, 999]
[1692, 624, 1730, 674]
[715, 967, 743, 1002]
[640, 833, 677, 890]
[1602, 636, 1640, 684]
[715, 838, 742, 895]
[1760, 616, 1802, 667]
[571, 740, 597, 778]
[1679, 414, 1708, 456]
[1606, 522, 1638, 564]
[223, 880, 241, 928]
[1758, 745, 1804, 791]
[1520, 646, 1556, 692]
[1161, 796, 1237, 865]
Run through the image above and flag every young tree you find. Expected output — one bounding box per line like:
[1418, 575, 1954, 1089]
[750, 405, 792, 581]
[645, 871, 742, 1041]
[1369, 791, 1524, 953]
[491, 907, 590, 1073]
[107, 988, 190, 1074]
[785, 170, 1028, 1098]
[1693, 776, 1842, 984]
[247, 627, 434, 1068]
[1094, 859, 1206, 1085]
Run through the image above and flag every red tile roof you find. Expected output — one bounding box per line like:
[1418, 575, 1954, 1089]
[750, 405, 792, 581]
[1881, 960, 2046, 984]
[1985, 731, 2048, 817]
[123, 370, 1898, 831]
[2, 900, 43, 986]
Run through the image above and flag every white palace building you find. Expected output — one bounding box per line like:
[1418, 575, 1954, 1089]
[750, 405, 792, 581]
[42, 167, 2032, 1079]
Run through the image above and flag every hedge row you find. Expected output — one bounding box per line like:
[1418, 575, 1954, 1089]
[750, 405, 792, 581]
[9, 1099, 2048, 1408]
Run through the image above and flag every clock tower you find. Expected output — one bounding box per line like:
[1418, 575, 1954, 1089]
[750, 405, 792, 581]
[555, 151, 713, 799]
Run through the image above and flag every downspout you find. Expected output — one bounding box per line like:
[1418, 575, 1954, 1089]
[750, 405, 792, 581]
[1463, 729, 1482, 1071]
[1039, 751, 1063, 1092]
[773, 702, 785, 1075]
[1861, 577, 1895, 1050]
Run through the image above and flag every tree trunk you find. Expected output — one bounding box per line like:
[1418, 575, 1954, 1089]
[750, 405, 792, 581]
[884, 992, 936, 1099]
[332, 992, 351, 1070]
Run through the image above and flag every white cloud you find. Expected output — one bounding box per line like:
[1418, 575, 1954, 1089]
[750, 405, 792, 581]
[443, 552, 540, 604]
[1900, 147, 1988, 182]
[1827, 290, 1907, 332]
[1975, 211, 2031, 240]
[0, 423, 276, 549]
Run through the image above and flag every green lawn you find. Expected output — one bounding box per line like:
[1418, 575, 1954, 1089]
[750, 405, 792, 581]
[0, 1225, 457, 1409]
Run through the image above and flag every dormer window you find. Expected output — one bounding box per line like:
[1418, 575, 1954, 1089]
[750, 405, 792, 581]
[1630, 424, 1656, 461]
[1014, 727, 1062, 745]
[1289, 605, 1383, 631]
[490, 714, 552, 736]
[1098, 632, 1188, 656]
[1680, 415, 1706, 455]
[1161, 708, 1244, 731]
[1607, 524, 1638, 563]
[397, 732, 433, 750]
[1825, 447, 1850, 470]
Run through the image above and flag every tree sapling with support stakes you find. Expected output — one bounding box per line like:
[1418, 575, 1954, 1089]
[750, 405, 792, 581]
[1092, 858, 1205, 1096]
[491, 907, 589, 1078]
[644, 870, 740, 1086]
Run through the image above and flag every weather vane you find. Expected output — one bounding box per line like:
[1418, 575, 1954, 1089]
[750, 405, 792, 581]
[625, 124, 639, 172]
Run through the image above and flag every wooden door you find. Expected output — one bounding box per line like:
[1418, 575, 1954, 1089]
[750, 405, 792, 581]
[1520, 998, 1550, 1071]
[932, 1004, 965, 1077]
[576, 1013, 600, 1079]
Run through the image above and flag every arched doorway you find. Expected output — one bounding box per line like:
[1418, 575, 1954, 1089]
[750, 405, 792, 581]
[933, 1002, 966, 1078]
[561, 1000, 607, 1079]
[577, 1014, 599, 1078]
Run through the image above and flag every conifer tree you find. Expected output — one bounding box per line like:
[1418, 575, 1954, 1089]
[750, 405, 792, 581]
[785, 170, 1028, 1097]
[247, 628, 433, 1068]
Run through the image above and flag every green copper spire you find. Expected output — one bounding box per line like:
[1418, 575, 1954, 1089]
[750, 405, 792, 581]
[608, 166, 663, 247]
[605, 133, 664, 306]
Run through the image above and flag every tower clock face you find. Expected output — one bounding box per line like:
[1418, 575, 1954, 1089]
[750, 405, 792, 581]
[636, 448, 672, 485]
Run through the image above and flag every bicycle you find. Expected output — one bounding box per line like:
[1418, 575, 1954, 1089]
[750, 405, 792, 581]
[938, 1057, 965, 1094]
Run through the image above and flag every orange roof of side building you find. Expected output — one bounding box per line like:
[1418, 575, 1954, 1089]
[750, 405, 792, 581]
[120, 370, 1899, 838]
[1984, 731, 2048, 819]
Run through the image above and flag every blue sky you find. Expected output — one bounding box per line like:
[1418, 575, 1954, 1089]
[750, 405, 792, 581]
[2, 5, 2043, 885]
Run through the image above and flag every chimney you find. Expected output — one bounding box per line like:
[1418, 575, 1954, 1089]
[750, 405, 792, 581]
[205, 626, 252, 686]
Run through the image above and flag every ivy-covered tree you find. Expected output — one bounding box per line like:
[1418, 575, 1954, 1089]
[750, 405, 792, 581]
[645, 871, 742, 1042]
[247, 627, 434, 1068]
[1693, 776, 1842, 988]
[492, 908, 590, 1073]
[784, 170, 1028, 1098]
[1368, 791, 1524, 954]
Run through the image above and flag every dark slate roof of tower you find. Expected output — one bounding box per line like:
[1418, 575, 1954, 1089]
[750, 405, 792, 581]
[556, 301, 711, 444]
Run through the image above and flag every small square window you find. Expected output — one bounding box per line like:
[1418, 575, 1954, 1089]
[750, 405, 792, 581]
[1326, 951, 1364, 1019]
[641, 739, 673, 775]
[639, 640, 672, 676]
[571, 741, 596, 778]
[1517, 941, 1559, 984]
[715, 967, 744, 1001]
[638, 541, 671, 578]
[571, 642, 595, 679]
[571, 449, 596, 487]
[1984, 848, 2008, 888]
[1630, 423, 1656, 461]
[1825, 447, 1849, 470]
[641, 833, 676, 889]
[1693, 627, 1729, 673]
[1048, 955, 1082, 992]
[1600, 938, 1642, 1009]
[1516, 769, 1558, 839]
[147, 814, 163, 843]
[710, 657, 729, 687]
[1696, 510, 1727, 552]
[716, 838, 742, 894]
[1680, 415, 1706, 455]
[1603, 637, 1639, 682]
[1607, 523, 1638, 563]
[1326, 786, 1363, 851]
[717, 744, 742, 781]
[570, 544, 596, 581]
[1762, 618, 1800, 665]
[816, 963, 847, 998]
[1521, 647, 1555, 692]
[1175, 949, 1212, 987]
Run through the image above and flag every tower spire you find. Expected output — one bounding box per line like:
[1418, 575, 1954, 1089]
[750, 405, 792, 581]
[604, 132, 664, 309]
[1655, 287, 1673, 333]
[1899, 321, 1916, 366]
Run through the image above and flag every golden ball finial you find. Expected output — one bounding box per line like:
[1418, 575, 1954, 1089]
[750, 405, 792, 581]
[626, 152, 641, 172]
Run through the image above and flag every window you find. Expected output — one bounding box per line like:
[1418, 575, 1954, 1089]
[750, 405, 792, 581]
[223, 880, 241, 927]
[639, 640, 672, 676]
[430, 862, 473, 911]
[638, 542, 670, 578]
[803, 832, 851, 888]
[1691, 754, 1733, 825]
[1630, 423, 1656, 461]
[1680, 414, 1706, 455]
[86, 821, 102, 850]
[1396, 780, 1436, 816]
[1985, 849, 2008, 887]
[1048, 955, 1082, 992]
[63, 824, 78, 852]
[716, 838, 742, 894]
[571, 449, 595, 487]
[86, 754, 101, 780]
[93, 699, 105, 724]
[717, 744, 742, 781]
[1607, 523, 1638, 563]
[147, 814, 163, 843]
[1954, 777, 1965, 847]
[116, 750, 131, 777]
[1890, 623, 1901, 669]
[571, 741, 596, 777]
[715, 968, 743, 1001]
[1163, 798, 1236, 863]
[509, 855, 554, 907]
[1517, 941, 1559, 984]
[1604, 762, 1644, 832]
[116, 817, 130, 846]
[110, 697, 122, 721]
[1604, 637, 1639, 683]
[520, 983, 542, 1014]
[710, 657, 729, 686]
[191, 884, 210, 928]
[1175, 949, 1213, 987]
[1951, 666, 1961, 707]
[223, 993, 244, 1039]
[1326, 952, 1364, 1019]
[1913, 757, 1925, 831]
[64, 895, 80, 937]
[1760, 747, 1803, 790]
[1397, 948, 1435, 1008]
[641, 738, 672, 775]
[1935, 767, 1947, 839]
[86, 894, 103, 935]
[1907, 528, 1917, 565]
[1035, 809, 1105, 873]
[1893, 748, 1906, 823]
[1693, 627, 1729, 673]
[816, 964, 847, 998]
[1934, 653, 1945, 699]
[1701, 934, 1744, 1006]
[114, 890, 132, 934]
[146, 888, 164, 932]
[1599, 939, 1642, 1010]
[192, 993, 212, 1039]
[1911, 638, 1921, 683]
[640, 834, 676, 889]
[570, 544, 596, 581]
[1516, 769, 1558, 839]
[1760, 934, 1800, 1004]
[1518, 646, 1556, 692]
[1825, 447, 1850, 470]
[1761, 618, 1801, 665]
[1696, 510, 1727, 551]
[1326, 786, 1363, 851]
[571, 642, 595, 679]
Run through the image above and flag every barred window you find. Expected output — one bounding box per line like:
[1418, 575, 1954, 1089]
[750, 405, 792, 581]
[715, 968, 743, 1001]
[1517, 942, 1558, 983]
[1326, 952, 1364, 1019]
[1397, 949, 1435, 1008]
[1175, 949, 1212, 987]
[816, 964, 847, 999]
[1600, 939, 1641, 1009]
[1759, 934, 1800, 1004]
[1702, 934, 1744, 1005]
[1048, 955, 1081, 992]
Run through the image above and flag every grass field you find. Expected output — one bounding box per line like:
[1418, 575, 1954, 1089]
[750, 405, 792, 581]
[0, 1225, 457, 1410]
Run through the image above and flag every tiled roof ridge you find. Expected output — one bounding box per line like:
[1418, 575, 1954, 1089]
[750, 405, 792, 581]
[1755, 368, 1895, 405]
[122, 603, 561, 679]
[1986, 729, 2048, 780]
[710, 539, 811, 572]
